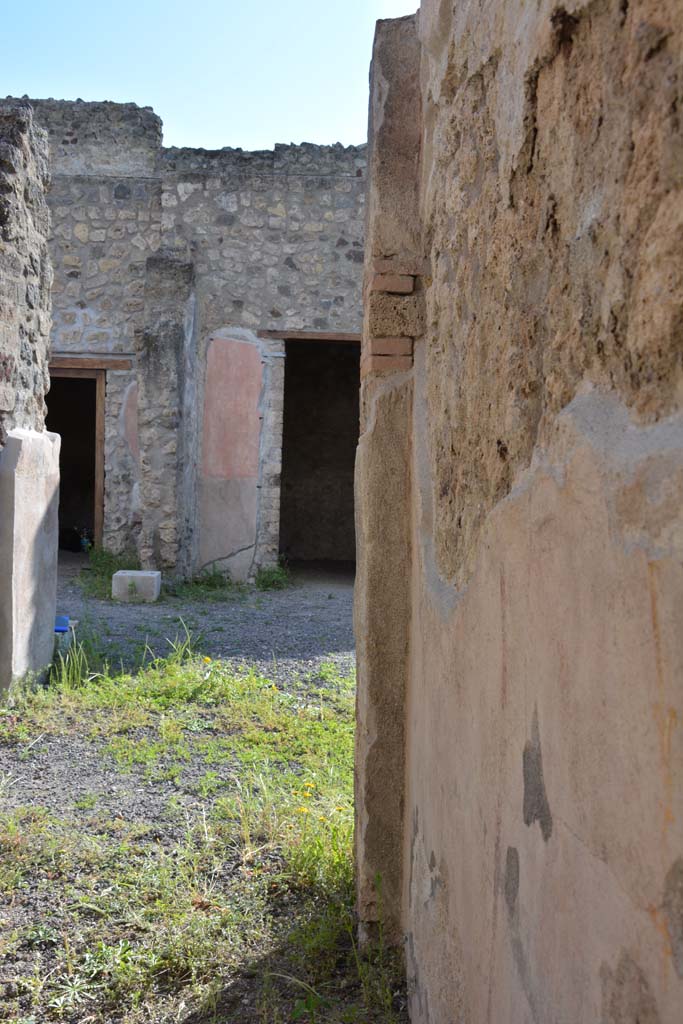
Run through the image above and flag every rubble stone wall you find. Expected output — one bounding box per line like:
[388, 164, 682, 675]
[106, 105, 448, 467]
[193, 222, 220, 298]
[27, 101, 162, 555]
[0, 102, 52, 443]
[25, 99, 365, 573]
[159, 143, 365, 338]
[356, 3, 683, 1022]
[160, 142, 365, 576]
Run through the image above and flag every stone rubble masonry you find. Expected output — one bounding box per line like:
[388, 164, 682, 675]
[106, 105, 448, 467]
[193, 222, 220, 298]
[23, 101, 164, 560]
[20, 98, 366, 575]
[0, 102, 52, 442]
[253, 336, 286, 574]
[135, 248, 195, 570]
[0, 103, 58, 692]
[356, 4, 683, 1024]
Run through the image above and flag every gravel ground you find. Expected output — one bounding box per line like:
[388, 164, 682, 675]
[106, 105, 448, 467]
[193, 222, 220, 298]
[57, 554, 356, 686]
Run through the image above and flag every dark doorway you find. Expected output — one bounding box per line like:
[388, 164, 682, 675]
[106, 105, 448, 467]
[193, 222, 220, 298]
[279, 340, 360, 565]
[46, 375, 99, 552]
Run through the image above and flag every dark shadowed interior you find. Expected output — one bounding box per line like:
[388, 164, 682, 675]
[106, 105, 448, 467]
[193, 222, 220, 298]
[46, 376, 96, 551]
[279, 340, 360, 565]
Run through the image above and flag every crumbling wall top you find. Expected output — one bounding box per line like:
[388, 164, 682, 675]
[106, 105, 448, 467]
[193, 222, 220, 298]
[161, 140, 366, 178]
[20, 98, 367, 181]
[23, 99, 162, 177]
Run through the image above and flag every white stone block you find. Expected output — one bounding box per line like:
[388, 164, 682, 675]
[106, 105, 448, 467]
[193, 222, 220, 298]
[112, 570, 161, 602]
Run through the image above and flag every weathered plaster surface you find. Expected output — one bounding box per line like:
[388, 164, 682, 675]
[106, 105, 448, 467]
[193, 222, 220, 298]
[199, 332, 263, 580]
[356, 3, 683, 1021]
[202, 336, 262, 480]
[405, 378, 683, 1023]
[0, 428, 60, 692]
[355, 14, 422, 943]
[354, 373, 412, 942]
[0, 430, 60, 691]
[418, 0, 683, 587]
[0, 103, 57, 690]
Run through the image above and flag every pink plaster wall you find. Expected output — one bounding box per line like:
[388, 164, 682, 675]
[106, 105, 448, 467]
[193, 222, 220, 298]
[202, 337, 262, 481]
[199, 336, 264, 580]
[122, 381, 140, 465]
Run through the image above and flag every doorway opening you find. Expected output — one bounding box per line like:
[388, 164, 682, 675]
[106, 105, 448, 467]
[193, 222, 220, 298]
[279, 339, 360, 569]
[46, 372, 104, 551]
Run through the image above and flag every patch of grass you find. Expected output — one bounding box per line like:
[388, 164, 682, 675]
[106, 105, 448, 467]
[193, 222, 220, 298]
[0, 710, 32, 746]
[194, 769, 225, 798]
[79, 547, 141, 600]
[74, 792, 98, 811]
[0, 645, 405, 1023]
[105, 733, 192, 770]
[255, 561, 291, 591]
[163, 565, 247, 603]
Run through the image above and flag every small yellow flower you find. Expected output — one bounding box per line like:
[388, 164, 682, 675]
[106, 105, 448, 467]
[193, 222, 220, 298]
[297, 807, 310, 815]
[203, 656, 212, 664]
[335, 806, 345, 812]
[302, 792, 311, 799]
[318, 815, 326, 822]
[303, 781, 315, 789]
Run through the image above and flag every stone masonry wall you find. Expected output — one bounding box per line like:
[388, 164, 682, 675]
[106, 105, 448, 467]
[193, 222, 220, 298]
[159, 142, 364, 576]
[356, 4, 683, 1023]
[0, 102, 59, 690]
[160, 143, 365, 337]
[23, 99, 366, 573]
[0, 102, 52, 443]
[27, 101, 163, 557]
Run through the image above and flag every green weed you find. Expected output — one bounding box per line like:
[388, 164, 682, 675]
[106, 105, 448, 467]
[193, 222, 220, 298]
[79, 547, 141, 600]
[163, 565, 246, 603]
[255, 561, 291, 591]
[74, 792, 98, 811]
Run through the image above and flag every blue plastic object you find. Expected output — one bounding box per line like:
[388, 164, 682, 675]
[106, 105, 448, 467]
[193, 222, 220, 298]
[54, 615, 70, 634]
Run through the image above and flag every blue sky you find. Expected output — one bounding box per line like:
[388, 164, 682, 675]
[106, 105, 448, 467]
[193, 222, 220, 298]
[5, 1, 417, 150]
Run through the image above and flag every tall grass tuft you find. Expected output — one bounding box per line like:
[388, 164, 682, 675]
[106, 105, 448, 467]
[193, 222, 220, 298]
[49, 639, 100, 690]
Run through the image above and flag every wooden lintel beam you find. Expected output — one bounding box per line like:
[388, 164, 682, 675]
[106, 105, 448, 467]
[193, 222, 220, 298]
[49, 356, 133, 371]
[258, 330, 361, 344]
